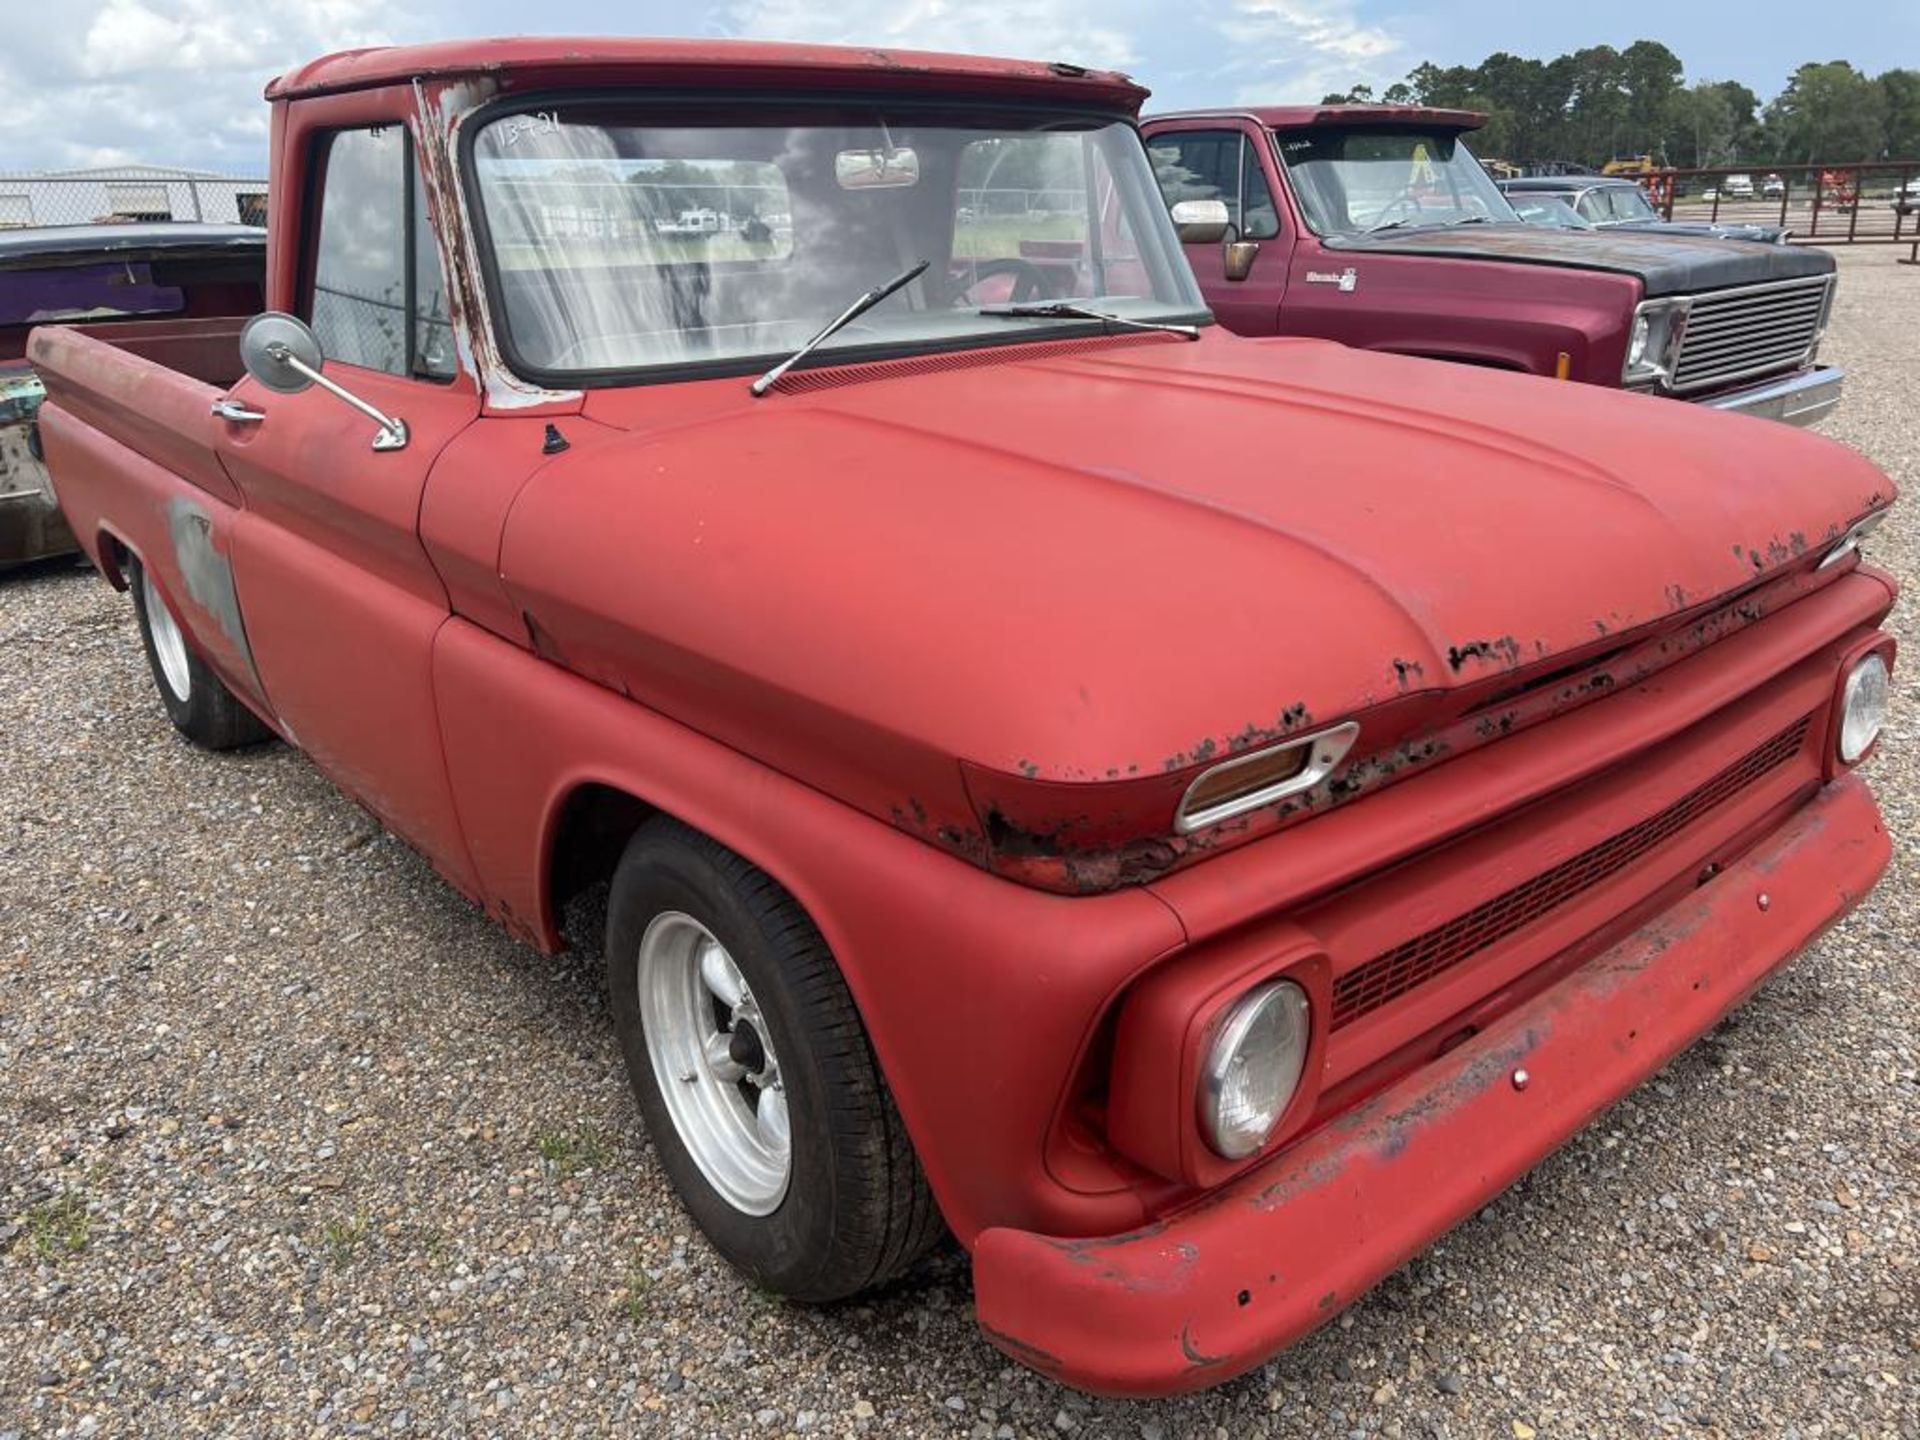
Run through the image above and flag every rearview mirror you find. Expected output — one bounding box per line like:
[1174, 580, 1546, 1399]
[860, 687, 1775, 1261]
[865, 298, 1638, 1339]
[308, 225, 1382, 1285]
[237, 311, 409, 452]
[1170, 199, 1231, 244]
[836, 147, 921, 190]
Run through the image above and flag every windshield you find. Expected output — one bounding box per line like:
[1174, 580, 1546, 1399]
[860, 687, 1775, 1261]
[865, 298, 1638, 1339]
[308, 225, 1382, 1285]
[1507, 195, 1592, 229]
[1604, 186, 1658, 222]
[1271, 127, 1518, 237]
[468, 102, 1204, 380]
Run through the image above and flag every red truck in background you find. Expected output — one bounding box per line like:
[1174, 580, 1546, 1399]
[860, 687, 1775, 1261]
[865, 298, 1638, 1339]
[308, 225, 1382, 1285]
[27, 38, 1899, 1395]
[1141, 106, 1843, 426]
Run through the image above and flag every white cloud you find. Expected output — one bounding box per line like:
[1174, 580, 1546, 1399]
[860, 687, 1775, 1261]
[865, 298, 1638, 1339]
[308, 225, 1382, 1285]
[1217, 0, 1405, 104]
[0, 0, 400, 171]
[724, 0, 1137, 72]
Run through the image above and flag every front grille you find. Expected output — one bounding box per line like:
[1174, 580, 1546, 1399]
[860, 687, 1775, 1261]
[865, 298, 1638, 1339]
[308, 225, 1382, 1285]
[1330, 716, 1812, 1029]
[1670, 276, 1831, 394]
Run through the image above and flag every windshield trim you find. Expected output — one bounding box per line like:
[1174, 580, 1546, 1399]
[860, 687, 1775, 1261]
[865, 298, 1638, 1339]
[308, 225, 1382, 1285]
[458, 89, 1209, 391]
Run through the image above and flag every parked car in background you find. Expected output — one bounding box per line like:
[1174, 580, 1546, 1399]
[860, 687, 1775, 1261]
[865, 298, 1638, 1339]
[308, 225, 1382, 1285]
[29, 38, 1899, 1397]
[1893, 179, 1920, 216]
[1724, 173, 1756, 198]
[1, 224, 264, 568]
[1142, 106, 1840, 425]
[1763, 174, 1787, 198]
[1498, 175, 1788, 243]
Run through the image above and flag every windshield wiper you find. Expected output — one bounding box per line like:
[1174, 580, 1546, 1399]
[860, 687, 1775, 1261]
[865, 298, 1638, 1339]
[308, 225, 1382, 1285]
[978, 302, 1200, 340]
[751, 259, 929, 396]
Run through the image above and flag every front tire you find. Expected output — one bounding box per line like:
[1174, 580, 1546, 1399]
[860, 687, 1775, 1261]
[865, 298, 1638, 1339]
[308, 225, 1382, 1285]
[128, 555, 271, 750]
[606, 817, 942, 1301]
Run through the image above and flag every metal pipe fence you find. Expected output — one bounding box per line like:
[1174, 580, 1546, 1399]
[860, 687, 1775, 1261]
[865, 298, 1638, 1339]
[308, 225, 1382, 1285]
[1636, 160, 1920, 249]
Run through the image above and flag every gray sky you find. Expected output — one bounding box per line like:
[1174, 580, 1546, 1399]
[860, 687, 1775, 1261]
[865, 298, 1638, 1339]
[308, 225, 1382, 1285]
[1, 0, 1912, 173]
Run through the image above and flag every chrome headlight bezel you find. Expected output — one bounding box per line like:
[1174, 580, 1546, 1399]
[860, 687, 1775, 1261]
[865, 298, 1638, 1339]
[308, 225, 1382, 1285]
[1622, 296, 1690, 388]
[1197, 978, 1313, 1160]
[1838, 652, 1890, 765]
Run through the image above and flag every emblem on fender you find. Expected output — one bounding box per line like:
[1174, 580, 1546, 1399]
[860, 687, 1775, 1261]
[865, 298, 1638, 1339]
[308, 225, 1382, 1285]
[1304, 267, 1359, 292]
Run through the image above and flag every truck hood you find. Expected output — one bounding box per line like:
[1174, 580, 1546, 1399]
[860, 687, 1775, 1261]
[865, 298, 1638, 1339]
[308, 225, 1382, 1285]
[502, 332, 1888, 882]
[1327, 222, 1832, 295]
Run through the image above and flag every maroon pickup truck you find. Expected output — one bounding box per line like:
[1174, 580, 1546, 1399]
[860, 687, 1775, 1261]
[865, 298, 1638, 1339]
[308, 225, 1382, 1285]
[28, 38, 1898, 1395]
[1141, 106, 1843, 426]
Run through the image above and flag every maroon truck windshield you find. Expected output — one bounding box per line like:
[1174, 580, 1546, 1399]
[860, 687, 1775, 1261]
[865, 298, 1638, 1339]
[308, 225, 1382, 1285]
[0, 262, 185, 327]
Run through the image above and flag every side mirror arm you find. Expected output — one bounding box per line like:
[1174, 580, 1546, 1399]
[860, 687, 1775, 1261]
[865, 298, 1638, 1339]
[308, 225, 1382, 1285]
[265, 343, 410, 452]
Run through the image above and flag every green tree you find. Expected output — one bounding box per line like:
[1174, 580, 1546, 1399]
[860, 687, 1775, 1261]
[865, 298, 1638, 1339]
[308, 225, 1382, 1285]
[1764, 61, 1887, 163]
[1663, 80, 1760, 166]
[1880, 69, 1920, 158]
[1619, 40, 1684, 156]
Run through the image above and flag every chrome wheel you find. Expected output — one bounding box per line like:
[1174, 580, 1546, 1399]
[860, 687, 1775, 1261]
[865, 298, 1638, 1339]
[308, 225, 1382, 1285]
[140, 566, 192, 704]
[637, 911, 791, 1215]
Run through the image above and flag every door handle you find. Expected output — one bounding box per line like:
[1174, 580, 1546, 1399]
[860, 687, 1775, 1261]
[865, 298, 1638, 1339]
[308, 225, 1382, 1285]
[211, 398, 266, 424]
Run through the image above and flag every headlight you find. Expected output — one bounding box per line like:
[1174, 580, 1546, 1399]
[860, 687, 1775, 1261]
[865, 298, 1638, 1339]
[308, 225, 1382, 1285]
[1623, 299, 1687, 386]
[1198, 979, 1311, 1159]
[1838, 652, 1889, 764]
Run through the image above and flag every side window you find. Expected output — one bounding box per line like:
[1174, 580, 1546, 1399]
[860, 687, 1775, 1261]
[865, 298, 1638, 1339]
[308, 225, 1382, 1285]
[1574, 190, 1608, 223]
[1241, 138, 1282, 240]
[309, 126, 456, 381]
[1147, 130, 1244, 232]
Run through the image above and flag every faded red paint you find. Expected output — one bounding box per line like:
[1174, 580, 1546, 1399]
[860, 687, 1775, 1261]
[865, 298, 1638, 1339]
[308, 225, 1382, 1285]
[24, 37, 1903, 1395]
[976, 775, 1889, 1395]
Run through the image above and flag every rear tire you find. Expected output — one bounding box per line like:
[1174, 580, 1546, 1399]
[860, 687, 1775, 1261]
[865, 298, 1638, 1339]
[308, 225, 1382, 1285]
[606, 817, 943, 1301]
[128, 554, 271, 751]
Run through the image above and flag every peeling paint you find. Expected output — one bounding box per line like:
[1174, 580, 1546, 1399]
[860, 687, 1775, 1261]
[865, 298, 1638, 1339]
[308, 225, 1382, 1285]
[166, 497, 257, 680]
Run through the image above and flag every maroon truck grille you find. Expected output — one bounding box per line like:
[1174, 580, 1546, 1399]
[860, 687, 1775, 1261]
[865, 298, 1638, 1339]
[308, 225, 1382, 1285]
[1330, 716, 1812, 1030]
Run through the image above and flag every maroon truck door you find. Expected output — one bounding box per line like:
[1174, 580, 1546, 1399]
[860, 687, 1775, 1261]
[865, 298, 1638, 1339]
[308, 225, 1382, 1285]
[214, 107, 483, 895]
[1144, 124, 1290, 334]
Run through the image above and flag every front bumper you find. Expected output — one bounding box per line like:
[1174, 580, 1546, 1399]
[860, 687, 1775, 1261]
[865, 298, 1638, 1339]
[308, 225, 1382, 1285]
[973, 774, 1888, 1397]
[1701, 363, 1844, 427]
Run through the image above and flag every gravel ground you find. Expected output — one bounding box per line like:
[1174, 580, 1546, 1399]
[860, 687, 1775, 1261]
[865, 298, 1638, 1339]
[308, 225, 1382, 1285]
[2, 246, 1917, 1440]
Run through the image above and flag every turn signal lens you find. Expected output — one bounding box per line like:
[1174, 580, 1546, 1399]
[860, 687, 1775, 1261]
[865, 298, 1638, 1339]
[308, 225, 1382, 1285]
[1838, 652, 1889, 764]
[1198, 980, 1312, 1159]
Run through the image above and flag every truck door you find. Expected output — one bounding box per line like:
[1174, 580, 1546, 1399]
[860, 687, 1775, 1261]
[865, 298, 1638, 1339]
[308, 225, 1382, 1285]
[214, 111, 483, 895]
[1143, 125, 1290, 334]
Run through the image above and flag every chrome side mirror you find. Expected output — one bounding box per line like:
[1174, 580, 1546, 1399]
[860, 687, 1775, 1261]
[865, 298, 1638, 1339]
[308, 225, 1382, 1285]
[238, 311, 409, 452]
[1170, 199, 1231, 244]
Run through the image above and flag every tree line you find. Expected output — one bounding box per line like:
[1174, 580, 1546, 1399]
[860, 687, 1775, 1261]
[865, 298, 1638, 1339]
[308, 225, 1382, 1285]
[1321, 44, 1920, 169]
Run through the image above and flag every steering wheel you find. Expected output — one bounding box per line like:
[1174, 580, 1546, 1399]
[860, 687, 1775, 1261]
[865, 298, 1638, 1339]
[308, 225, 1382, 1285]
[958, 258, 1051, 305]
[1367, 190, 1424, 229]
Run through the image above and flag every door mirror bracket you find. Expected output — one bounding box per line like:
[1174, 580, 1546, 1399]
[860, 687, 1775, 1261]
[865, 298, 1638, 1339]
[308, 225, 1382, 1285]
[1222, 240, 1261, 282]
[238, 312, 410, 452]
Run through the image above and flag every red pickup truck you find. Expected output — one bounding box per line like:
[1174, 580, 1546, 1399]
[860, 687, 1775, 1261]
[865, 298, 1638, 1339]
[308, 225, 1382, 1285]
[31, 39, 1898, 1396]
[1140, 106, 1843, 426]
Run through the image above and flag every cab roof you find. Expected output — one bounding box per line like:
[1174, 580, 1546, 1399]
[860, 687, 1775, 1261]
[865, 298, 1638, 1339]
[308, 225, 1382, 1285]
[266, 36, 1147, 110]
[1147, 104, 1487, 132]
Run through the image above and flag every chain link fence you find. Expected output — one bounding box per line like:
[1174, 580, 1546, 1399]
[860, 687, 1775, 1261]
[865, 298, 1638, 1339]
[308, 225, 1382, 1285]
[0, 174, 269, 230]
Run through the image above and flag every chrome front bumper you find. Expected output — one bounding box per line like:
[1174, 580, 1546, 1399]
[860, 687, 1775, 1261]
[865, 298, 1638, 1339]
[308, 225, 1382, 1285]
[1702, 364, 1844, 427]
